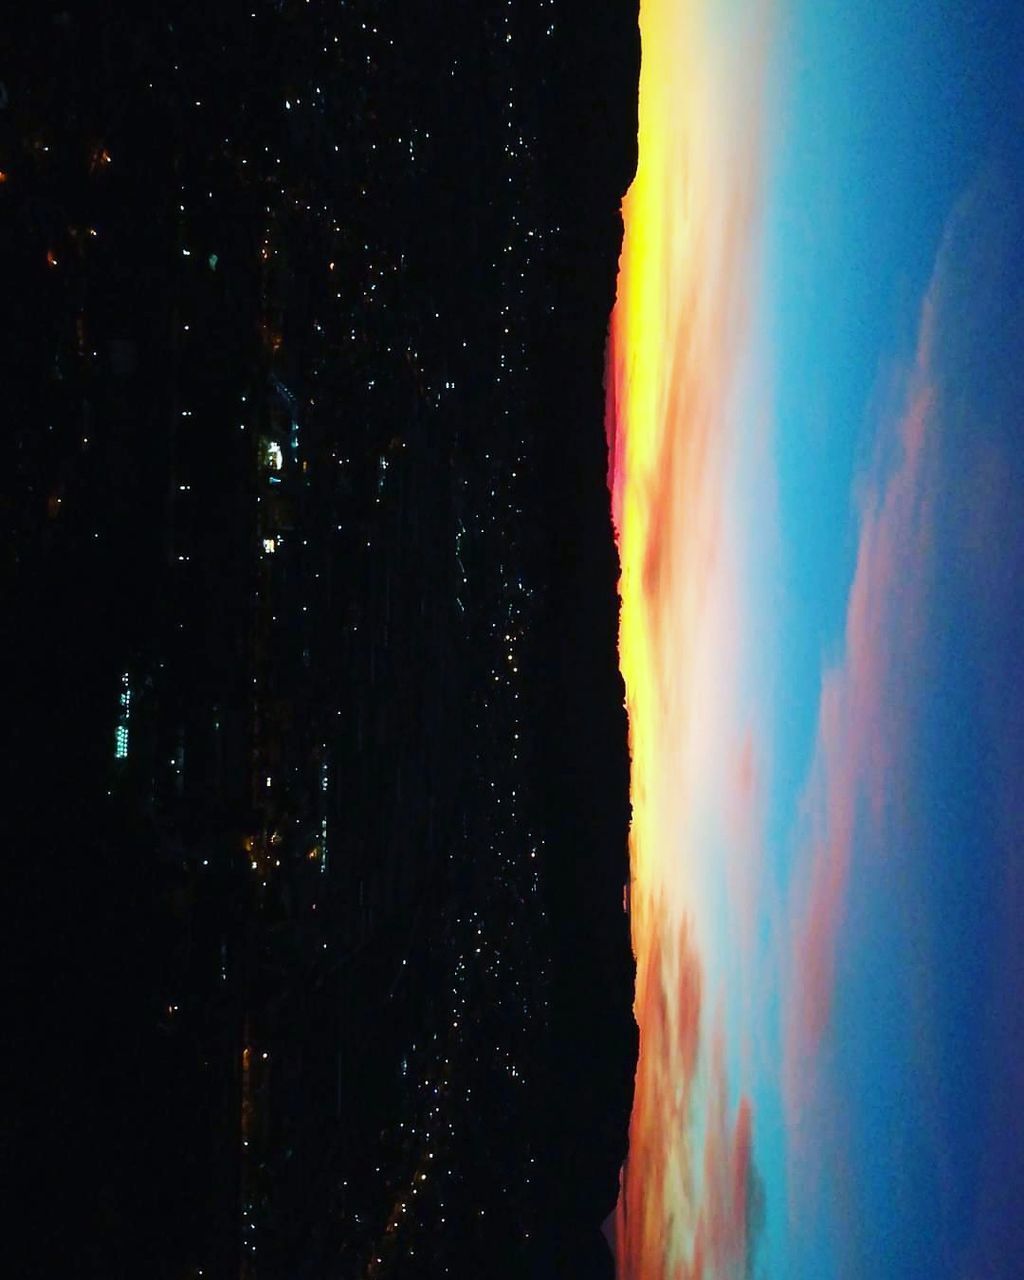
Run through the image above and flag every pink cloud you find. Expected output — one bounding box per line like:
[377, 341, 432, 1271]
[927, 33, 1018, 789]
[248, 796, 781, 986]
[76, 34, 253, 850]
[783, 256, 941, 1164]
[615, 908, 703, 1276]
[689, 1044, 755, 1280]
[727, 726, 766, 982]
[781, 171, 1024, 1268]
[615, 907, 761, 1280]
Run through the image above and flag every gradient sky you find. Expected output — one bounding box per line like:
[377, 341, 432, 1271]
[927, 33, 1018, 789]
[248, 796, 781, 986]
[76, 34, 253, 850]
[608, 3, 1024, 1277]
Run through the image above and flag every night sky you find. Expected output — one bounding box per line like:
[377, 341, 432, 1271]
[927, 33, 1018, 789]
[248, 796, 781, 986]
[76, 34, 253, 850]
[6, 3, 1024, 1280]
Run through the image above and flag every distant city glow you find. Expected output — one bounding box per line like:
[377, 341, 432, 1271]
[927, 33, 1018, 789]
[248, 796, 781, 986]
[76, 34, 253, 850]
[114, 672, 131, 759]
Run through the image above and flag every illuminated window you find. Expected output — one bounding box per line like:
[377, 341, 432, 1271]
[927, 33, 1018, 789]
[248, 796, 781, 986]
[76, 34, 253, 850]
[262, 440, 283, 472]
[262, 538, 276, 555]
[114, 673, 131, 759]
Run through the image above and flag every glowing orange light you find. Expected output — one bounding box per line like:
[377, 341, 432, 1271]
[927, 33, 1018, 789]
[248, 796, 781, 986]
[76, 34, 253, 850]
[46, 250, 57, 267]
[608, 2, 772, 1275]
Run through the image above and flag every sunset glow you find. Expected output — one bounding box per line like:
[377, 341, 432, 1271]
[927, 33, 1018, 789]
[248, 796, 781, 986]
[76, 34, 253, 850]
[607, 2, 773, 1274]
[608, 1, 1024, 1275]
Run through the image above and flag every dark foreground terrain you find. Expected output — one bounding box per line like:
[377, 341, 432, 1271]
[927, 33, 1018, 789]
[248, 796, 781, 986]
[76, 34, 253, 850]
[3, 3, 639, 1276]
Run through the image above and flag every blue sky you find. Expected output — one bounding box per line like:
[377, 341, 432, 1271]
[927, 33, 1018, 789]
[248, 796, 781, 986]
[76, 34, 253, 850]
[606, 4, 1023, 1274]
[749, 2, 1024, 1276]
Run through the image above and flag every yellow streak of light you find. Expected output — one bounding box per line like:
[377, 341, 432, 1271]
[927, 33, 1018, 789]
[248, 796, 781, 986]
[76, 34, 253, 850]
[607, 1, 772, 1274]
